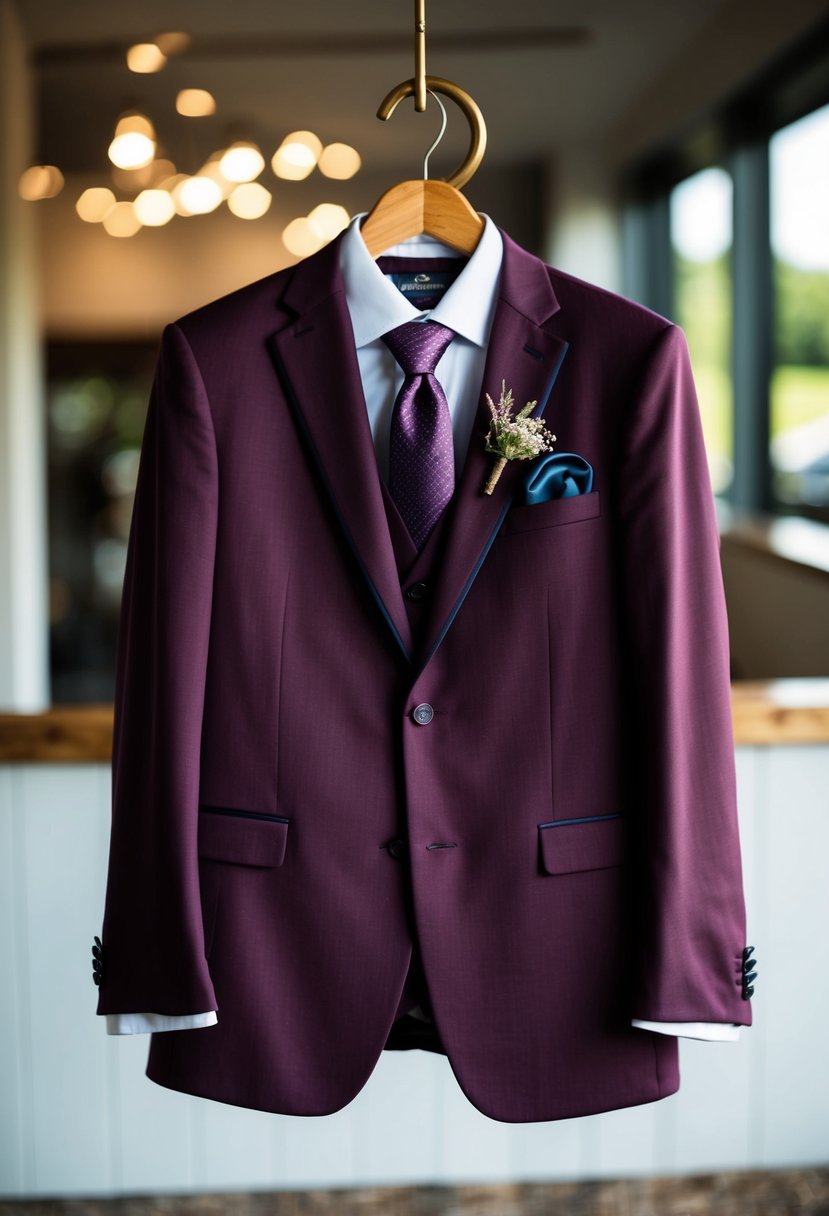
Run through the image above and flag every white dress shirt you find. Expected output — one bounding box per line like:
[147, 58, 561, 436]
[107, 211, 739, 1044]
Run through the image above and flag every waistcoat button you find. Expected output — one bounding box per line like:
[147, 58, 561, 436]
[412, 703, 434, 725]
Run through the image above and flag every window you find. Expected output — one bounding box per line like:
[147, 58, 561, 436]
[769, 102, 829, 517]
[47, 341, 156, 702]
[670, 167, 734, 495]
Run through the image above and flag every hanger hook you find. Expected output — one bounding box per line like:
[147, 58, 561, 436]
[422, 89, 447, 180]
[376, 73, 487, 189]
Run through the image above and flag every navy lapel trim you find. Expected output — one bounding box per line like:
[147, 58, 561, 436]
[266, 327, 413, 666]
[412, 337, 569, 680]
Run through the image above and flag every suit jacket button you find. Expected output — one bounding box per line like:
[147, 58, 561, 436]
[405, 582, 429, 602]
[412, 703, 434, 725]
[91, 935, 105, 986]
[387, 837, 406, 860]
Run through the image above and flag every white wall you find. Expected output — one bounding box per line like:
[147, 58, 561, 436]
[0, 742, 826, 1198]
[543, 145, 623, 293]
[0, 0, 50, 710]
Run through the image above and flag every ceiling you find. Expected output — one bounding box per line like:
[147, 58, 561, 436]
[18, 0, 731, 183]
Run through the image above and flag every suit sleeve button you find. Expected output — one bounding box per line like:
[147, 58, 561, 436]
[412, 703, 434, 725]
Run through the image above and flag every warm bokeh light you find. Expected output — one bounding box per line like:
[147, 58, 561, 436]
[76, 187, 116, 222]
[160, 173, 191, 214]
[279, 130, 322, 166]
[134, 189, 176, 226]
[307, 202, 350, 240]
[282, 216, 325, 257]
[116, 113, 155, 139]
[271, 147, 314, 181]
[108, 114, 156, 170]
[174, 175, 223, 215]
[126, 43, 167, 73]
[108, 133, 155, 169]
[228, 182, 272, 219]
[102, 201, 142, 238]
[18, 164, 64, 200]
[197, 155, 234, 198]
[176, 88, 216, 117]
[318, 143, 361, 180]
[220, 141, 265, 183]
[154, 31, 191, 56]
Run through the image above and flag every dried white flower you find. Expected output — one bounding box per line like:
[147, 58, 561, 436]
[483, 380, 556, 494]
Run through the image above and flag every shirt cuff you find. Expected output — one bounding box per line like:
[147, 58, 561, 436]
[105, 1011, 218, 1035]
[631, 1018, 742, 1041]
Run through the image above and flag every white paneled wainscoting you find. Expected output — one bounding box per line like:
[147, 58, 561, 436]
[0, 732, 827, 1198]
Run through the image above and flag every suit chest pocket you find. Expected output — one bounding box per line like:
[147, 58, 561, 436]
[501, 489, 601, 536]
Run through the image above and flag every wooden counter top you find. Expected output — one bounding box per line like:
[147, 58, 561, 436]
[1, 680, 828, 761]
[729, 679, 829, 744]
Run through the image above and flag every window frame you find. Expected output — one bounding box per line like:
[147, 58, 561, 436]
[619, 13, 829, 520]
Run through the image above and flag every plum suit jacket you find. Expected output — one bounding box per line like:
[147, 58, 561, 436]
[96, 223, 752, 1123]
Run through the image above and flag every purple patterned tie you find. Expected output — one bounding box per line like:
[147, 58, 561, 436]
[381, 319, 456, 551]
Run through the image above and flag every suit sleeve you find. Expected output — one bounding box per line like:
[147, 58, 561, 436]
[617, 322, 752, 1027]
[95, 321, 219, 1019]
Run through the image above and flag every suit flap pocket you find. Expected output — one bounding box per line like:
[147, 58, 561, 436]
[538, 814, 626, 875]
[502, 490, 601, 535]
[198, 805, 290, 867]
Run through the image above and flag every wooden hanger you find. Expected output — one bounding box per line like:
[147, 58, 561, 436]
[360, 177, 483, 258]
[359, 71, 488, 259]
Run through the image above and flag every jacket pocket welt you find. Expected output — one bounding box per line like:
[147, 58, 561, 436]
[537, 812, 626, 875]
[197, 804, 291, 867]
[502, 489, 601, 535]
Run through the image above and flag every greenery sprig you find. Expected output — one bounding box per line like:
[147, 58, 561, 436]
[483, 380, 556, 494]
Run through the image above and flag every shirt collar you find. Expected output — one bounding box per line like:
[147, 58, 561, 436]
[339, 210, 503, 350]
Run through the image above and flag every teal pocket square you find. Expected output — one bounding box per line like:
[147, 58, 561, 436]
[516, 452, 594, 506]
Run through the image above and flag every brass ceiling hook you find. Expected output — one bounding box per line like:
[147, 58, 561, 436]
[376, 74, 487, 190]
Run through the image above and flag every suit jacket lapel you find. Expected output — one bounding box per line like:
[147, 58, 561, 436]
[415, 228, 569, 675]
[266, 235, 414, 663]
[266, 225, 569, 676]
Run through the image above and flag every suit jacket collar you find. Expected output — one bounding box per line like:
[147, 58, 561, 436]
[338, 211, 503, 349]
[266, 225, 569, 675]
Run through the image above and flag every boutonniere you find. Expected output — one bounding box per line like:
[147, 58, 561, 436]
[482, 380, 557, 494]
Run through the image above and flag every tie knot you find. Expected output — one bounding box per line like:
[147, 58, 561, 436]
[381, 319, 455, 376]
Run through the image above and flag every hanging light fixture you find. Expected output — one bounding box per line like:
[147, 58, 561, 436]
[173, 175, 223, 215]
[18, 164, 64, 200]
[76, 187, 117, 223]
[126, 43, 167, 73]
[102, 201, 142, 238]
[220, 140, 265, 183]
[307, 203, 350, 240]
[134, 189, 176, 226]
[197, 152, 235, 199]
[228, 182, 272, 220]
[271, 130, 322, 181]
[108, 113, 156, 170]
[176, 88, 216, 117]
[282, 217, 325, 257]
[318, 143, 361, 180]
